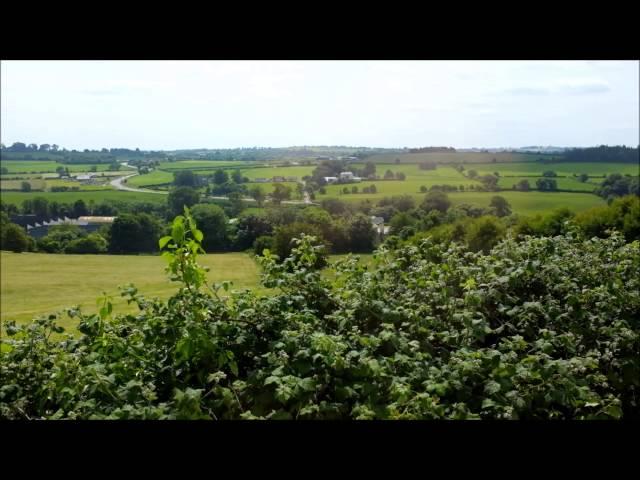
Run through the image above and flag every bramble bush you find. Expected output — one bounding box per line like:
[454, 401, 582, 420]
[1, 207, 638, 419]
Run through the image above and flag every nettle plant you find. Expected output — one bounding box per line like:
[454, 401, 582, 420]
[1, 208, 639, 420]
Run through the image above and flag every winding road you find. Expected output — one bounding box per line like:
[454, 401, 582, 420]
[109, 167, 315, 205]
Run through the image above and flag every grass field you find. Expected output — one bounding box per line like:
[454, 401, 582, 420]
[0, 179, 47, 191]
[0, 190, 168, 205]
[0, 160, 135, 174]
[127, 170, 174, 187]
[365, 152, 545, 164]
[447, 191, 605, 216]
[0, 251, 372, 329]
[239, 166, 314, 180]
[496, 176, 599, 192]
[158, 160, 254, 171]
[466, 162, 638, 177]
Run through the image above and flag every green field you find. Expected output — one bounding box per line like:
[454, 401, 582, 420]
[0, 160, 135, 174]
[158, 160, 254, 171]
[126, 170, 174, 187]
[496, 176, 600, 192]
[0, 190, 167, 205]
[239, 166, 314, 180]
[448, 191, 605, 216]
[365, 152, 544, 164]
[0, 251, 372, 328]
[466, 162, 638, 177]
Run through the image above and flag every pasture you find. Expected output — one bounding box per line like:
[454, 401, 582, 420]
[466, 162, 638, 177]
[365, 152, 544, 164]
[0, 190, 168, 205]
[0, 251, 372, 329]
[0, 160, 135, 174]
[496, 176, 599, 192]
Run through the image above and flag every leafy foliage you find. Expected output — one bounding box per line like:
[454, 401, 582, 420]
[1, 210, 639, 420]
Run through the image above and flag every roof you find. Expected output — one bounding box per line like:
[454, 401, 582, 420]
[371, 216, 384, 225]
[77, 216, 116, 223]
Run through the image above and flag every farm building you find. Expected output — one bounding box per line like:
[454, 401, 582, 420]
[339, 172, 362, 182]
[272, 176, 286, 182]
[254, 178, 269, 183]
[324, 176, 338, 184]
[20, 215, 117, 239]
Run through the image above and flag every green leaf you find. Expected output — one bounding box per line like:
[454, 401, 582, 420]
[158, 236, 172, 249]
[484, 380, 501, 395]
[193, 229, 203, 243]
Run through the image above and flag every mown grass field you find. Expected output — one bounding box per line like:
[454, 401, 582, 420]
[0, 160, 135, 174]
[466, 162, 638, 177]
[0, 251, 372, 329]
[448, 191, 605, 215]
[0, 190, 167, 205]
[126, 170, 174, 187]
[496, 176, 599, 192]
[158, 160, 255, 171]
[365, 152, 544, 164]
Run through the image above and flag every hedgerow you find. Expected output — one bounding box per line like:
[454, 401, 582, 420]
[1, 208, 638, 419]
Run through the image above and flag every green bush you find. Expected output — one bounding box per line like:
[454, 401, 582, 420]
[1, 209, 638, 420]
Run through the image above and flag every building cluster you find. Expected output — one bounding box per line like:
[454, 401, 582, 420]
[323, 171, 363, 184]
[10, 215, 116, 239]
[253, 176, 298, 183]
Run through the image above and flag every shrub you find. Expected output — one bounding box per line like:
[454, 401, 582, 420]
[2, 212, 638, 420]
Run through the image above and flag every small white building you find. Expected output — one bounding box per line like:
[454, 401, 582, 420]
[324, 176, 338, 184]
[339, 172, 362, 182]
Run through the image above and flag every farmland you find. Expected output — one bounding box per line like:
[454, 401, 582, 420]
[0, 190, 167, 205]
[0, 251, 372, 328]
[0, 160, 135, 174]
[466, 162, 638, 177]
[365, 151, 544, 164]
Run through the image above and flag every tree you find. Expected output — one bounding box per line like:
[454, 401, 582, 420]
[318, 187, 327, 195]
[235, 214, 274, 250]
[369, 184, 377, 194]
[515, 179, 530, 191]
[271, 184, 292, 205]
[362, 162, 376, 178]
[174, 170, 199, 187]
[536, 178, 558, 191]
[348, 214, 376, 252]
[213, 169, 229, 185]
[395, 172, 406, 181]
[465, 216, 506, 253]
[32, 197, 50, 217]
[342, 187, 350, 194]
[168, 187, 200, 216]
[1, 223, 29, 252]
[577, 173, 589, 183]
[227, 191, 245, 217]
[28, 143, 38, 151]
[272, 222, 327, 264]
[384, 169, 394, 180]
[109, 213, 162, 253]
[0, 167, 7, 175]
[190, 204, 229, 252]
[390, 212, 415, 235]
[21, 181, 31, 192]
[489, 196, 512, 217]
[231, 170, 243, 184]
[351, 186, 359, 194]
[73, 200, 88, 217]
[39, 144, 51, 152]
[467, 170, 478, 179]
[249, 185, 266, 207]
[421, 191, 451, 213]
[420, 185, 427, 193]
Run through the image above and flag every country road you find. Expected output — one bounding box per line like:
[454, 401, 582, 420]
[110, 168, 316, 205]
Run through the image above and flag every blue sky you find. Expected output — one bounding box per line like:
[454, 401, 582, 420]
[1, 60, 638, 150]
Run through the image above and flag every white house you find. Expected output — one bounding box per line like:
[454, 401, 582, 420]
[324, 176, 338, 184]
[339, 172, 362, 182]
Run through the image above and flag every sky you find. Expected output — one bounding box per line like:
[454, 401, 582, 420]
[1, 60, 638, 150]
